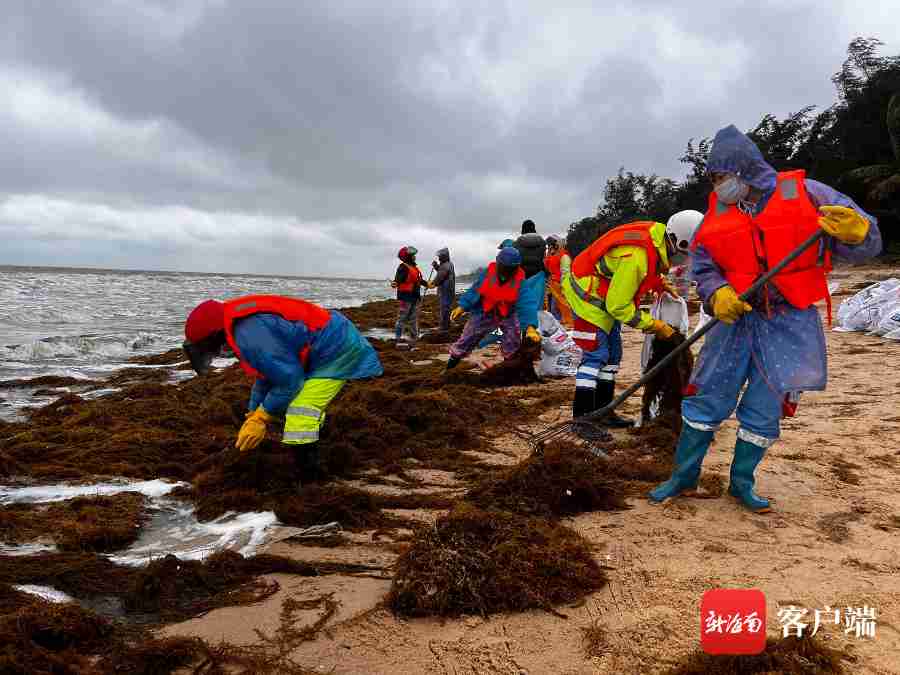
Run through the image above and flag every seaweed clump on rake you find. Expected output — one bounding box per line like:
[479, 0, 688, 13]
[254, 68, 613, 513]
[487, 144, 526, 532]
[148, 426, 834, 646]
[466, 444, 628, 518]
[388, 502, 606, 617]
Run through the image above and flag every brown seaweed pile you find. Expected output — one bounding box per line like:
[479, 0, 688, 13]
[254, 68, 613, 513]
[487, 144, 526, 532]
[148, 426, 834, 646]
[641, 331, 694, 436]
[664, 635, 851, 674]
[0, 550, 381, 623]
[0, 493, 147, 552]
[0, 599, 117, 675]
[388, 502, 607, 617]
[466, 445, 628, 518]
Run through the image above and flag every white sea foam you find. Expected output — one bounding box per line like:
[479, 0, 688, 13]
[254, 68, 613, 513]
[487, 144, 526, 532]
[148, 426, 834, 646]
[13, 585, 75, 604]
[0, 479, 187, 505]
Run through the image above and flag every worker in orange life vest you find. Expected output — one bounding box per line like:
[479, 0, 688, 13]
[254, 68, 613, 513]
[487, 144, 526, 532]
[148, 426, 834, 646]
[182, 295, 383, 488]
[562, 220, 681, 437]
[391, 246, 428, 348]
[649, 124, 881, 513]
[544, 233, 573, 325]
[445, 246, 541, 370]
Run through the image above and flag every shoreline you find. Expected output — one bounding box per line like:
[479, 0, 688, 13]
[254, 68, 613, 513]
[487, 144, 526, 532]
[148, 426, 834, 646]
[2, 276, 900, 673]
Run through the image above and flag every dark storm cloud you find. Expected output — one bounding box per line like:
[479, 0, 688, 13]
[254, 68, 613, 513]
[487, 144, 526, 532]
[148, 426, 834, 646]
[0, 0, 897, 276]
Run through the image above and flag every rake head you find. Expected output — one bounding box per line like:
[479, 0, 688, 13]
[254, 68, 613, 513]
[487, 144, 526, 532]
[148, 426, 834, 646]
[529, 418, 613, 458]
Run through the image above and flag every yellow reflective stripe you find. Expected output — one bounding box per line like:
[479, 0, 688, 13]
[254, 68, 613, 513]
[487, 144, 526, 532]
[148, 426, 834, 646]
[597, 256, 614, 278]
[283, 430, 319, 442]
[570, 279, 606, 309]
[287, 406, 321, 418]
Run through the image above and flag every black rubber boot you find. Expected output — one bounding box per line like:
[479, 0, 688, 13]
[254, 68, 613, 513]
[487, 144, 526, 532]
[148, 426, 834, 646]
[572, 387, 595, 418]
[294, 442, 322, 490]
[594, 380, 633, 428]
[572, 387, 612, 444]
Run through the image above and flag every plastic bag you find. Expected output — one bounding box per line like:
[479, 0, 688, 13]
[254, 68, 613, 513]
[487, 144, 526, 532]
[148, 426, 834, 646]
[640, 293, 689, 371]
[536, 311, 582, 377]
[870, 301, 900, 337]
[835, 279, 900, 332]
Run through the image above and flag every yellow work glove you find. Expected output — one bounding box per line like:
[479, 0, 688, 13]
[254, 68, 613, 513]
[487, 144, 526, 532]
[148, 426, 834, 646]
[525, 326, 541, 344]
[659, 277, 680, 298]
[819, 205, 869, 245]
[236, 407, 274, 452]
[711, 285, 752, 324]
[643, 319, 675, 340]
[450, 306, 466, 322]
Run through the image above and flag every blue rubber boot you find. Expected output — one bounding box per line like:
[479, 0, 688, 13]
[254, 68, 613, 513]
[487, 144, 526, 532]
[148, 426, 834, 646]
[648, 425, 714, 503]
[728, 438, 771, 513]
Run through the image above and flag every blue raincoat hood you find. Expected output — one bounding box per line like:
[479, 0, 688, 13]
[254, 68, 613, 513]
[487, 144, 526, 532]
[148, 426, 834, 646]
[707, 125, 777, 193]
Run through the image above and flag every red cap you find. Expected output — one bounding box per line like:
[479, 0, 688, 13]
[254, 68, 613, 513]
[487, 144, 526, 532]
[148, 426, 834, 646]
[185, 300, 225, 342]
[398, 246, 408, 260]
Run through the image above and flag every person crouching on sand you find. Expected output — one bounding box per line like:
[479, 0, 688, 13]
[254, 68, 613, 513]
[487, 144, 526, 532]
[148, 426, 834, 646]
[445, 247, 541, 371]
[182, 295, 383, 489]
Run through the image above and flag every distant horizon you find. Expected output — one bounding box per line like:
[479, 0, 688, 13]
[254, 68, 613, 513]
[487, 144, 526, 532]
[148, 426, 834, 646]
[0, 263, 388, 283]
[0, 262, 478, 282]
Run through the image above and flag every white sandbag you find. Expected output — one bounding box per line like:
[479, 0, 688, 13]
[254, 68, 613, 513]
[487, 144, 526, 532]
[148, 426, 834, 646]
[640, 294, 689, 371]
[537, 311, 582, 377]
[870, 301, 900, 337]
[836, 278, 900, 330]
[837, 283, 900, 333]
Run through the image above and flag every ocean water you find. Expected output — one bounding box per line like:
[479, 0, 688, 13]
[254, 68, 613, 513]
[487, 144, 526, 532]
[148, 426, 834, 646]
[0, 265, 393, 418]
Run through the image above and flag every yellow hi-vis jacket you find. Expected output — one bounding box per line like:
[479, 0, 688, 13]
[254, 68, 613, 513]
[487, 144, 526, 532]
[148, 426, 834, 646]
[562, 221, 669, 334]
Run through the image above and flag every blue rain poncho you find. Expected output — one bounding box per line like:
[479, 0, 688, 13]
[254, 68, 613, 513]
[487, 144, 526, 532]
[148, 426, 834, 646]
[685, 126, 881, 437]
[457, 269, 543, 329]
[234, 310, 383, 415]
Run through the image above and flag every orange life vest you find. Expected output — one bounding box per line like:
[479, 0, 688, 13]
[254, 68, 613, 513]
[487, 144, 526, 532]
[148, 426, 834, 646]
[570, 221, 665, 305]
[222, 295, 332, 379]
[478, 262, 525, 317]
[396, 263, 422, 294]
[545, 250, 567, 282]
[692, 170, 831, 311]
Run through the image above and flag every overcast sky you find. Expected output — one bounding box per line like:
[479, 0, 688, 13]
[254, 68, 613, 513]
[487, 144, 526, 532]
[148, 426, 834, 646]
[1, 1, 897, 278]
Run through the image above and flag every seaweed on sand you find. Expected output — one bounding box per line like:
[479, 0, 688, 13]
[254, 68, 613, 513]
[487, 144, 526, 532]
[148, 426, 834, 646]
[0, 600, 115, 675]
[0, 550, 383, 623]
[640, 331, 694, 436]
[0, 493, 148, 552]
[466, 445, 628, 518]
[664, 634, 851, 674]
[388, 502, 607, 617]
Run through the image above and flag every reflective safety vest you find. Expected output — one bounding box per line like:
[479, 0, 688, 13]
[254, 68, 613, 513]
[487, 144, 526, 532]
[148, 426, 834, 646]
[222, 295, 331, 379]
[564, 222, 665, 330]
[396, 263, 422, 293]
[693, 169, 831, 310]
[478, 262, 525, 317]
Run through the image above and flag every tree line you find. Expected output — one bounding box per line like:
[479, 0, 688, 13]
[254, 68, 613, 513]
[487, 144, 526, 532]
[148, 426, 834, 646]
[566, 37, 900, 258]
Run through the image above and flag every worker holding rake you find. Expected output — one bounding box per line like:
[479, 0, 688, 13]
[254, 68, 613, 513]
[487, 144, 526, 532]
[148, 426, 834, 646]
[563, 219, 691, 436]
[649, 125, 881, 513]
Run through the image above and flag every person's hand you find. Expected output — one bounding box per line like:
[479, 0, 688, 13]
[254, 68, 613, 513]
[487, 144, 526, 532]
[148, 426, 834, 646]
[643, 319, 676, 340]
[450, 307, 466, 321]
[711, 286, 752, 324]
[390, 281, 398, 288]
[236, 408, 274, 452]
[819, 205, 869, 244]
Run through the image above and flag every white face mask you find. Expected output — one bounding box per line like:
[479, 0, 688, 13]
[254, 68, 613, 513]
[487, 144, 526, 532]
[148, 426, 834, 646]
[715, 175, 750, 204]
